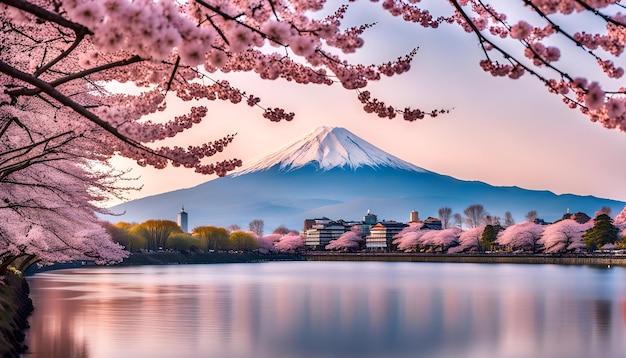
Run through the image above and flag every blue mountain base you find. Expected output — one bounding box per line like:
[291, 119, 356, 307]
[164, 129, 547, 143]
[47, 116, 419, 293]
[108, 164, 625, 232]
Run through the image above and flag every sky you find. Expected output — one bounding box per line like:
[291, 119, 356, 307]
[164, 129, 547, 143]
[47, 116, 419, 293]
[110, 2, 626, 207]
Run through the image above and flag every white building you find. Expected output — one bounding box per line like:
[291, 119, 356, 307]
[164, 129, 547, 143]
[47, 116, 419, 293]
[177, 206, 188, 233]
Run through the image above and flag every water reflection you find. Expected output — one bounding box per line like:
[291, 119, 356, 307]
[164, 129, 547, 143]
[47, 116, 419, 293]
[26, 262, 626, 358]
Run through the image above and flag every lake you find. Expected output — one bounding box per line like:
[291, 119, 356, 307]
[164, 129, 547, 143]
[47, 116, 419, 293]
[25, 261, 626, 358]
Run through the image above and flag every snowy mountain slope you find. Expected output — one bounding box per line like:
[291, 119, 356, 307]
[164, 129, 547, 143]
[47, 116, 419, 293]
[108, 127, 626, 232]
[232, 126, 427, 175]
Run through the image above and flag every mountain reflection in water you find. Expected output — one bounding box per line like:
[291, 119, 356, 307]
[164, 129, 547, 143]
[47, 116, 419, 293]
[26, 262, 626, 358]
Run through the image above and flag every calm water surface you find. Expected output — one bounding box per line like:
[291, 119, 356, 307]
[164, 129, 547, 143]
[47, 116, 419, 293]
[25, 262, 626, 358]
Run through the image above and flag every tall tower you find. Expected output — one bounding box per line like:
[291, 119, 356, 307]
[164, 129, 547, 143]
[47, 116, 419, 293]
[178, 206, 188, 233]
[410, 210, 419, 223]
[363, 209, 378, 225]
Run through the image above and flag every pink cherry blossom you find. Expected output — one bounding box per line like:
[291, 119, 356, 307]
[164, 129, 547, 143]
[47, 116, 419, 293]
[261, 21, 294, 46]
[497, 221, 544, 253]
[448, 226, 486, 254]
[66, 0, 104, 28]
[289, 36, 317, 57]
[606, 98, 626, 118]
[538, 219, 592, 253]
[274, 233, 305, 253]
[510, 20, 533, 40]
[585, 82, 606, 110]
[326, 229, 364, 251]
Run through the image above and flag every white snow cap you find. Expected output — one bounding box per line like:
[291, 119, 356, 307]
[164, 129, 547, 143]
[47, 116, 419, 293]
[232, 126, 427, 175]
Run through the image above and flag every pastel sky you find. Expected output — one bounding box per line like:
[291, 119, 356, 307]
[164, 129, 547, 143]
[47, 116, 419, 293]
[110, 2, 626, 208]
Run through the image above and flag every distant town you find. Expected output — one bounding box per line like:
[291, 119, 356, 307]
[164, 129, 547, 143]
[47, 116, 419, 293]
[103, 204, 626, 256]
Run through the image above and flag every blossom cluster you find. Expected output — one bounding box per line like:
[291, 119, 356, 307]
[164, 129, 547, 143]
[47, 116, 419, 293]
[2, 0, 429, 187]
[357, 90, 447, 121]
[378, 0, 626, 132]
[326, 229, 364, 251]
[392, 208, 626, 254]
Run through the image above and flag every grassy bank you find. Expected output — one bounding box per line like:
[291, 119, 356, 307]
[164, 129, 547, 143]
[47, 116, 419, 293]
[0, 273, 33, 358]
[304, 252, 626, 266]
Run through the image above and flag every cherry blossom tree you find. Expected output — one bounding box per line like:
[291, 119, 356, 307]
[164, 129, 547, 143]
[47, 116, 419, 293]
[497, 221, 544, 253]
[273, 232, 305, 253]
[392, 223, 427, 252]
[325, 227, 364, 251]
[255, 235, 275, 254]
[538, 219, 591, 253]
[256, 232, 284, 253]
[448, 225, 485, 254]
[419, 227, 462, 252]
[261, 233, 283, 243]
[0, 160, 129, 274]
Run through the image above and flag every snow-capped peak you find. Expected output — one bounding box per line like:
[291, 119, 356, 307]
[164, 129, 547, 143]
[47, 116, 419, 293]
[231, 126, 428, 176]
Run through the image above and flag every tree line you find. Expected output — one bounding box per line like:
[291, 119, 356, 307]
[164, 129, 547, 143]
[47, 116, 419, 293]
[102, 204, 626, 255]
[393, 205, 626, 255]
[102, 219, 304, 254]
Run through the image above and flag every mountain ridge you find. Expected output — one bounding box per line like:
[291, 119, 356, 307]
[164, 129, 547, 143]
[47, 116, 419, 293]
[232, 126, 427, 175]
[109, 127, 626, 231]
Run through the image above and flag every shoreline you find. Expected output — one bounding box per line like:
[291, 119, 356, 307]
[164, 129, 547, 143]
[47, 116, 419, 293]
[304, 252, 626, 266]
[116, 251, 302, 266]
[27, 252, 626, 274]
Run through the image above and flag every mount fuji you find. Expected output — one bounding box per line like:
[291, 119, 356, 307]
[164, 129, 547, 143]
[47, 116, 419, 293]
[109, 126, 626, 232]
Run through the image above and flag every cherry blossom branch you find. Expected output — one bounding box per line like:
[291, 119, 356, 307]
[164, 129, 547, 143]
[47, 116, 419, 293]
[165, 55, 181, 93]
[195, 0, 269, 39]
[8, 55, 144, 97]
[0, 129, 73, 163]
[574, 0, 626, 27]
[520, 0, 610, 77]
[0, 60, 187, 168]
[0, 0, 91, 35]
[449, 1, 568, 94]
[0, 148, 76, 179]
[34, 32, 85, 78]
